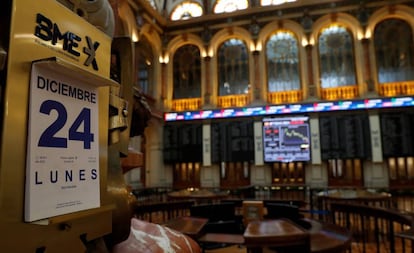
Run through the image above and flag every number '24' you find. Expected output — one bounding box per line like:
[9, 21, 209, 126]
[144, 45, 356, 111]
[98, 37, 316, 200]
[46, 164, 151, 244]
[38, 100, 94, 149]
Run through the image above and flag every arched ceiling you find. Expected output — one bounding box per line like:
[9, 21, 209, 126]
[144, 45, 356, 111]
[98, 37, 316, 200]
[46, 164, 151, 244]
[130, 0, 413, 35]
[144, 0, 319, 21]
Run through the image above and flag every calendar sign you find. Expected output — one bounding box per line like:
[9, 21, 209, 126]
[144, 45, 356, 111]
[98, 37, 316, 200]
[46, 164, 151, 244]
[25, 61, 100, 222]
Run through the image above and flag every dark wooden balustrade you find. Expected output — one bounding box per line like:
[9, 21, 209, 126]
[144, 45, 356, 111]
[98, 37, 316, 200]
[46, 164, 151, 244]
[134, 200, 194, 224]
[330, 202, 413, 253]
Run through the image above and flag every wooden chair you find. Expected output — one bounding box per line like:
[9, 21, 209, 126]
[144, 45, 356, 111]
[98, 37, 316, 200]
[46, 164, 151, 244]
[242, 201, 264, 227]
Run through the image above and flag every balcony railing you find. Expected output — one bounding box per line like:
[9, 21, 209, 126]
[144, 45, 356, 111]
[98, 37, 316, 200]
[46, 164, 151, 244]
[267, 90, 303, 104]
[171, 98, 202, 111]
[379, 81, 414, 97]
[321, 85, 358, 100]
[169, 81, 414, 112]
[217, 94, 250, 108]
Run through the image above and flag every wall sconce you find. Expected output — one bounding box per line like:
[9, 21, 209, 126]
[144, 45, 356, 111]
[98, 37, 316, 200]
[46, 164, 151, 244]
[302, 37, 314, 47]
[249, 42, 256, 52]
[255, 43, 262, 52]
[357, 31, 364, 41]
[364, 30, 371, 40]
[308, 37, 315, 46]
[132, 31, 139, 43]
[208, 49, 214, 58]
[250, 42, 262, 53]
[159, 55, 169, 64]
[301, 38, 309, 47]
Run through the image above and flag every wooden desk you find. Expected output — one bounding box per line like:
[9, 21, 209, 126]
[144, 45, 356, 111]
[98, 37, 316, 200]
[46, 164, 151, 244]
[243, 218, 352, 253]
[164, 216, 208, 239]
[307, 219, 352, 253]
[243, 219, 310, 253]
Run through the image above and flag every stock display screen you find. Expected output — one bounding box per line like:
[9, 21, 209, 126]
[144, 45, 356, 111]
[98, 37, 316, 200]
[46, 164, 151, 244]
[262, 116, 310, 163]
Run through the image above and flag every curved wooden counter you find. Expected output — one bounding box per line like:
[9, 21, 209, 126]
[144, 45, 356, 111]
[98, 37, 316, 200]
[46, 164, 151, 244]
[307, 219, 352, 253]
[243, 218, 352, 253]
[317, 189, 391, 202]
[167, 189, 229, 204]
[244, 219, 310, 253]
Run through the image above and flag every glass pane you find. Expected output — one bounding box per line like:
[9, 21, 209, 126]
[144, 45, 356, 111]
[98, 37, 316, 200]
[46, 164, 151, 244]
[170, 2, 203, 21]
[261, 0, 296, 6]
[318, 25, 356, 88]
[110, 52, 121, 83]
[195, 162, 200, 176]
[374, 18, 414, 83]
[337, 159, 343, 177]
[407, 157, 414, 180]
[354, 159, 362, 180]
[344, 159, 353, 181]
[188, 162, 193, 179]
[297, 162, 304, 182]
[214, 0, 248, 13]
[173, 44, 202, 99]
[273, 163, 281, 182]
[398, 157, 407, 179]
[135, 37, 153, 95]
[288, 162, 295, 182]
[181, 162, 187, 181]
[266, 31, 300, 92]
[281, 162, 288, 182]
[388, 158, 397, 180]
[218, 38, 250, 96]
[328, 159, 336, 177]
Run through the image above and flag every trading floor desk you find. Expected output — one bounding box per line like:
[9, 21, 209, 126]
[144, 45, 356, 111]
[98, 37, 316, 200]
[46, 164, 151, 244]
[164, 216, 208, 239]
[244, 218, 352, 253]
[168, 216, 352, 253]
[244, 219, 310, 253]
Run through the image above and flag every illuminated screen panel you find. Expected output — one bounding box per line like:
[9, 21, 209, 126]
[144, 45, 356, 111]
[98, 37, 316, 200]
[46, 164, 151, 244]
[164, 96, 414, 122]
[262, 116, 310, 163]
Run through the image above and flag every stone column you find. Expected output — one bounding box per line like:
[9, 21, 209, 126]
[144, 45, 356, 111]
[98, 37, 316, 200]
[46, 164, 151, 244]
[361, 38, 374, 93]
[252, 50, 261, 101]
[203, 56, 211, 106]
[305, 44, 316, 98]
[160, 62, 167, 102]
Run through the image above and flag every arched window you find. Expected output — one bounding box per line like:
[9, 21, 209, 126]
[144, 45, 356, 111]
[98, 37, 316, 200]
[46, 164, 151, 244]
[135, 37, 154, 95]
[213, 0, 248, 14]
[261, 0, 296, 6]
[170, 1, 203, 21]
[217, 38, 250, 96]
[173, 44, 202, 99]
[266, 31, 300, 92]
[318, 25, 356, 88]
[374, 18, 414, 83]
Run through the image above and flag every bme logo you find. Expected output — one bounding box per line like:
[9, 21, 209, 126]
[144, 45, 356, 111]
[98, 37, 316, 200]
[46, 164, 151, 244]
[34, 13, 100, 71]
